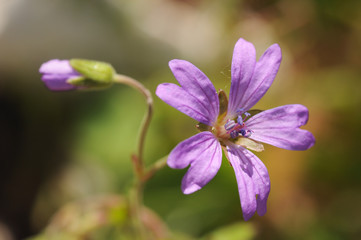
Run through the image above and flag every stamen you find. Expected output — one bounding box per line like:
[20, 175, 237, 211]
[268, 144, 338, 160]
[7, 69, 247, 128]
[243, 112, 251, 122]
[240, 129, 252, 138]
[244, 131, 252, 137]
[223, 111, 253, 140]
[224, 120, 236, 131]
[236, 110, 252, 125]
[236, 108, 245, 114]
[230, 130, 239, 139]
[237, 115, 243, 125]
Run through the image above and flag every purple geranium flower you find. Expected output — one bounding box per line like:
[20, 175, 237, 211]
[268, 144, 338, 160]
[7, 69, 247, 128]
[156, 38, 315, 220]
[39, 59, 82, 91]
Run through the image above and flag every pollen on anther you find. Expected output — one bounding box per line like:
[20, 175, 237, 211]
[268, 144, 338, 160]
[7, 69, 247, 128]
[240, 129, 252, 138]
[237, 115, 243, 125]
[224, 120, 236, 131]
[236, 108, 245, 114]
[230, 130, 239, 139]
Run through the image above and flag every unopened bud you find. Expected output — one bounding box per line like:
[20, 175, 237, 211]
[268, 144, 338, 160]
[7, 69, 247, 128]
[39, 59, 115, 91]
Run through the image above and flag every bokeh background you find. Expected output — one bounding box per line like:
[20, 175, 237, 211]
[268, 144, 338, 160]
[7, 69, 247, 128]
[1, 0, 361, 239]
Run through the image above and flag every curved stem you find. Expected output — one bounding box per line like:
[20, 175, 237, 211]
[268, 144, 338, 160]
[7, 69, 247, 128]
[113, 74, 154, 239]
[113, 74, 153, 178]
[113, 74, 168, 239]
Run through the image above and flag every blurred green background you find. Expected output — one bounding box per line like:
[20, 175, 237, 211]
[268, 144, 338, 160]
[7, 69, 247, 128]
[0, 0, 360, 239]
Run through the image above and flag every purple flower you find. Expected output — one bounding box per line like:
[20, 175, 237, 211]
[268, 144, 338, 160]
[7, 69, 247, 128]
[156, 38, 315, 220]
[39, 59, 81, 91]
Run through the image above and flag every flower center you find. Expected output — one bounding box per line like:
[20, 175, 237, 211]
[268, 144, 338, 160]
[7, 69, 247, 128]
[214, 109, 253, 141]
[225, 110, 253, 138]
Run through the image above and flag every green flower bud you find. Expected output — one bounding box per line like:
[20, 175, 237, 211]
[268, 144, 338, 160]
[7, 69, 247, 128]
[68, 59, 115, 89]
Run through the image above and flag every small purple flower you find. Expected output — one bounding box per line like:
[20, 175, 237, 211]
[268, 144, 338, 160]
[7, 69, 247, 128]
[156, 38, 315, 220]
[39, 59, 81, 91]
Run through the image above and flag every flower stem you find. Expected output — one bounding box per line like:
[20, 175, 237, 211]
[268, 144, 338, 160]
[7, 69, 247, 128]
[129, 180, 146, 239]
[113, 74, 153, 178]
[142, 155, 168, 182]
[113, 74, 168, 239]
[113, 74, 153, 239]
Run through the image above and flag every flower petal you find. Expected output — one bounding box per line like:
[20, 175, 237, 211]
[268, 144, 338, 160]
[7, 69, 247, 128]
[247, 104, 315, 150]
[39, 59, 79, 75]
[167, 132, 222, 194]
[228, 39, 256, 117]
[240, 44, 282, 111]
[156, 83, 214, 125]
[235, 137, 264, 152]
[228, 42, 282, 116]
[42, 75, 77, 91]
[40, 59, 81, 91]
[166, 59, 219, 124]
[226, 144, 270, 220]
[226, 145, 256, 220]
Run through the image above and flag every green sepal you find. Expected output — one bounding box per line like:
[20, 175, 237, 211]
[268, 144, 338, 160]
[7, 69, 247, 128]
[196, 122, 211, 132]
[218, 89, 228, 117]
[67, 76, 112, 89]
[69, 59, 115, 89]
[67, 76, 85, 85]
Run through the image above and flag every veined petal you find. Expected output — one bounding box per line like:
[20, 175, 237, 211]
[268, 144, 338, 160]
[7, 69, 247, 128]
[240, 44, 282, 111]
[228, 39, 256, 117]
[240, 147, 270, 216]
[250, 128, 315, 151]
[168, 59, 219, 124]
[226, 144, 270, 220]
[228, 42, 282, 116]
[247, 104, 316, 150]
[247, 104, 309, 128]
[156, 83, 215, 125]
[226, 145, 255, 220]
[167, 132, 222, 194]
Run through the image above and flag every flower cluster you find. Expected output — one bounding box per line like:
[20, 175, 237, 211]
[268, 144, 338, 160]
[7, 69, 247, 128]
[156, 38, 315, 220]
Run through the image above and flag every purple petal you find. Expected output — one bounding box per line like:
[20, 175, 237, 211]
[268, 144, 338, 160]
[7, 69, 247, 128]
[39, 59, 79, 75]
[39, 59, 81, 91]
[228, 42, 282, 116]
[156, 83, 213, 125]
[240, 44, 282, 111]
[247, 104, 315, 150]
[42, 75, 77, 91]
[167, 132, 222, 194]
[226, 144, 270, 220]
[226, 145, 255, 220]
[228, 39, 256, 117]
[156, 82, 216, 125]
[165, 59, 219, 125]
